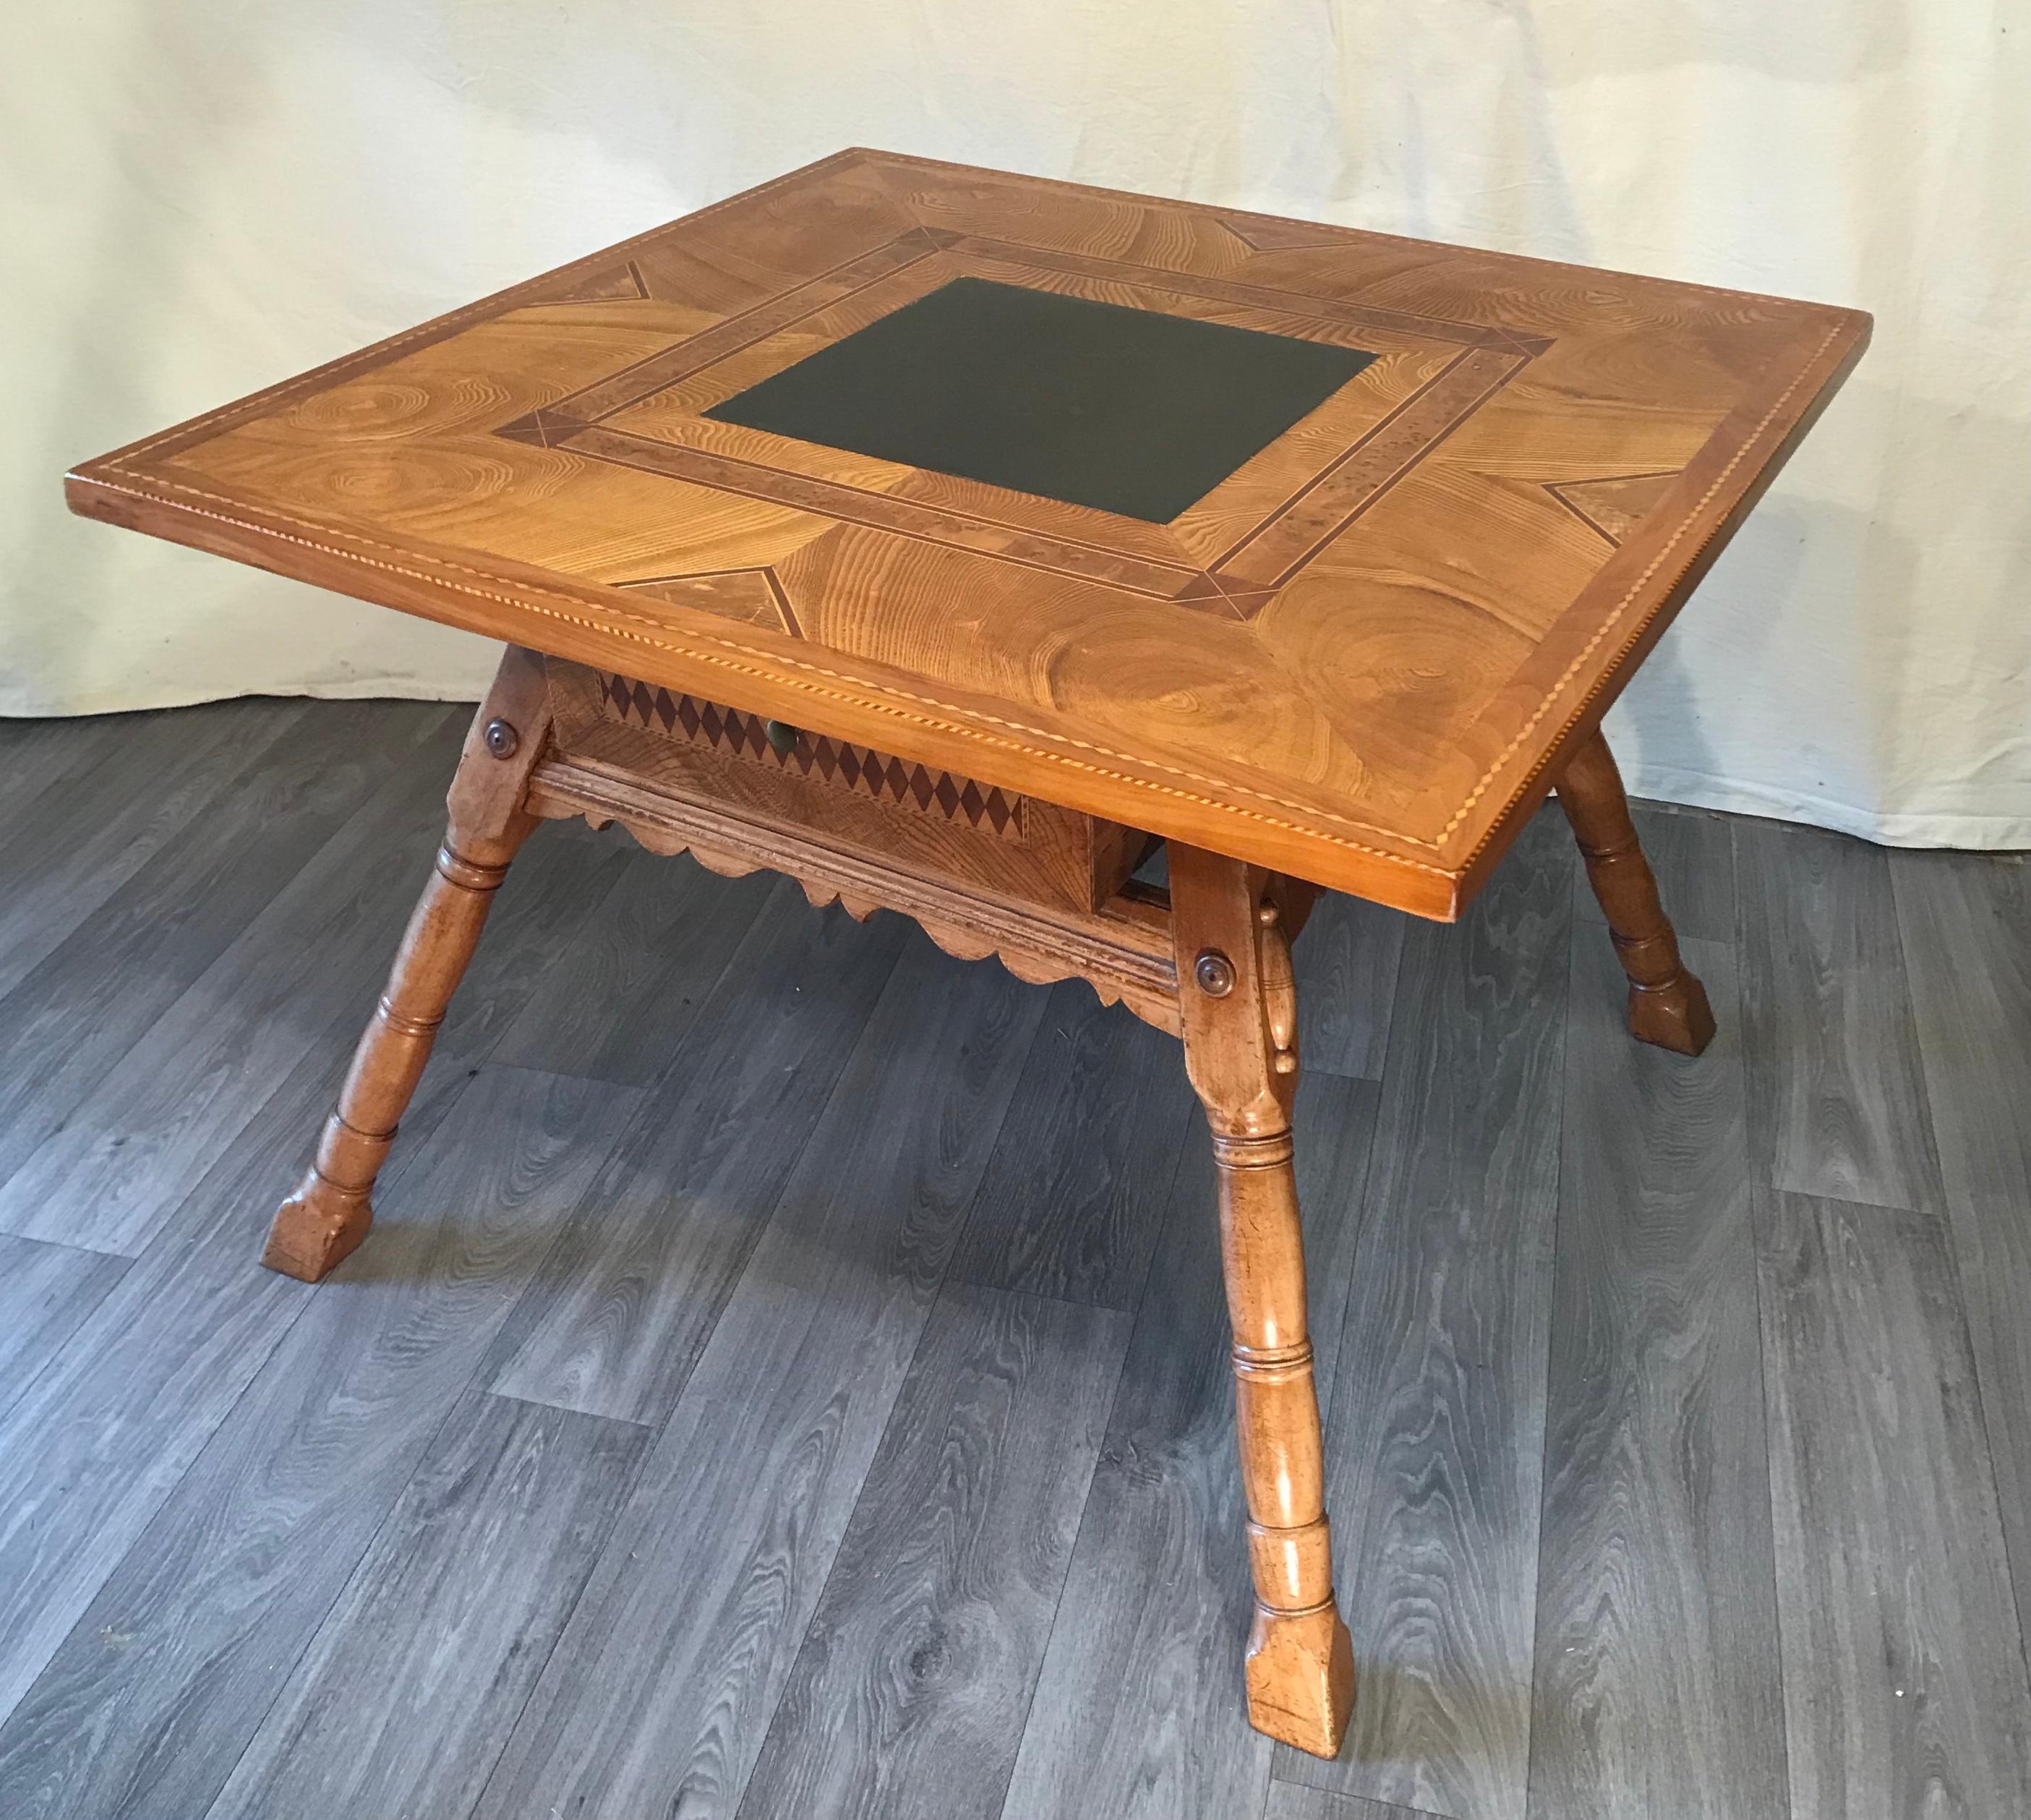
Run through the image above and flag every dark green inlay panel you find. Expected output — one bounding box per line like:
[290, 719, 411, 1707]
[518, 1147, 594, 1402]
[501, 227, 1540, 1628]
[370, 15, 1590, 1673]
[703, 278, 1377, 524]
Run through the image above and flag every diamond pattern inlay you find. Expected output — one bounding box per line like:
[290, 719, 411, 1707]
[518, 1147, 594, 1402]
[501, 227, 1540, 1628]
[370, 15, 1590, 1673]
[597, 672, 1026, 839]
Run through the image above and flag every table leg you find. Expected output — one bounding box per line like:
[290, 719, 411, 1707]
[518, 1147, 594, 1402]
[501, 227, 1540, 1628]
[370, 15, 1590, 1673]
[1170, 845, 1356, 1759]
[262, 649, 551, 1281]
[1555, 728, 1716, 1056]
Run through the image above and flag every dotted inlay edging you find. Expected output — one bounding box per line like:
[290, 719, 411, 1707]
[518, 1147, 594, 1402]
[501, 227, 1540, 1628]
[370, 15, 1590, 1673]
[601, 672, 1025, 839]
[87, 465, 1448, 873]
[98, 153, 863, 474]
[90, 322, 1844, 887]
[1433, 320, 1845, 845]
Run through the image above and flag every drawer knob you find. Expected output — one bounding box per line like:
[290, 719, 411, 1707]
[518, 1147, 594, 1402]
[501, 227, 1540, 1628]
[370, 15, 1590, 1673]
[764, 719, 800, 757]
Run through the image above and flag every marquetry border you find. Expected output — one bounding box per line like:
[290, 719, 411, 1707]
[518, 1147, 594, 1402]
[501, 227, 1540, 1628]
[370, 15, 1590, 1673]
[495, 228, 1544, 622]
[70, 148, 1869, 913]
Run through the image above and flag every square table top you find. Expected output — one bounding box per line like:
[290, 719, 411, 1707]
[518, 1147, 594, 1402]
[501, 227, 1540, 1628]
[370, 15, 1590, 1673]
[68, 148, 1868, 916]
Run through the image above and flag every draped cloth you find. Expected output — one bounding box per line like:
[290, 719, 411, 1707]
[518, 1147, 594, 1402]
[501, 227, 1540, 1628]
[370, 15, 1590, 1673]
[7, 2, 2024, 846]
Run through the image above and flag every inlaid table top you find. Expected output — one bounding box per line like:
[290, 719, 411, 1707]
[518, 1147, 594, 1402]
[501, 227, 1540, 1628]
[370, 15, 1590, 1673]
[68, 148, 1867, 915]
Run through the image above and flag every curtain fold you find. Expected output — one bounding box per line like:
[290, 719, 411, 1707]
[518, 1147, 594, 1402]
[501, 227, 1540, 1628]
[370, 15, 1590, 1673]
[6, 2, 2024, 847]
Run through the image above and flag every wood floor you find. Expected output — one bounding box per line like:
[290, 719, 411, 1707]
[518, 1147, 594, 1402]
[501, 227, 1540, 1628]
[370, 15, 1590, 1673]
[1, 698, 2026, 1820]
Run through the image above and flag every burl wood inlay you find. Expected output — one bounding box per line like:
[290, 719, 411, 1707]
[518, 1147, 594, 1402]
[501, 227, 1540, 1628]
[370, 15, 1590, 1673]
[65, 148, 1865, 1759]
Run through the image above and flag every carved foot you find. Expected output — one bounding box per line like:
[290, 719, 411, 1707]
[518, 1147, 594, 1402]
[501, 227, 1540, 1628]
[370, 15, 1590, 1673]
[1627, 970, 1716, 1056]
[1245, 1603, 1358, 1758]
[263, 1170, 373, 1282]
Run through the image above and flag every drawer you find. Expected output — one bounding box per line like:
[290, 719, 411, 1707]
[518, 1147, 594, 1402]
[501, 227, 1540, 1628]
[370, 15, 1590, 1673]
[544, 659, 1147, 913]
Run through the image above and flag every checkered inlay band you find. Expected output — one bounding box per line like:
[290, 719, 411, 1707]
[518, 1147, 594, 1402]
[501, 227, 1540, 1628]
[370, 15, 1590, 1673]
[597, 672, 1025, 839]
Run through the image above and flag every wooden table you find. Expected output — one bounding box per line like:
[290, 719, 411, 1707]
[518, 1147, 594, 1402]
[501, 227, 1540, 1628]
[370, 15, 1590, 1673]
[65, 149, 1866, 1759]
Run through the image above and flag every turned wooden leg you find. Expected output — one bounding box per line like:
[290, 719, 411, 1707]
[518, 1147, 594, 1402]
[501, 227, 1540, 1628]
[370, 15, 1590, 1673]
[1171, 846, 1356, 1759]
[263, 649, 552, 1280]
[1555, 730, 1716, 1056]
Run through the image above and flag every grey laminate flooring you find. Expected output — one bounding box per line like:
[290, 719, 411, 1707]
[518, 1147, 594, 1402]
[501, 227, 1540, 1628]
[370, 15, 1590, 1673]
[0, 700, 2025, 1820]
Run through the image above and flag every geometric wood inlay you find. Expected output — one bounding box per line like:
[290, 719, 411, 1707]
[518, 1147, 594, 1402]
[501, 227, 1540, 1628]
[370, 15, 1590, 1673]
[615, 569, 802, 638]
[1547, 471, 1684, 546]
[599, 673, 1025, 837]
[545, 260, 652, 305]
[67, 148, 1870, 915]
[497, 231, 1541, 625]
[702, 276, 1380, 524]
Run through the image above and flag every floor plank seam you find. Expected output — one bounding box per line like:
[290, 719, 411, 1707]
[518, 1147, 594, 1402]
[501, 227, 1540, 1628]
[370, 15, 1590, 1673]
[453, 1402, 667, 1820]
[0, 1276, 330, 1748]
[200, 1363, 492, 1820]
[1886, 863, 2031, 1704]
[458, 1385, 677, 1820]
[12, 706, 2030, 1819]
[1264, 1780, 1453, 1820]
[1309, 1103, 1390, 1439]
[1748, 1187, 1803, 1820]
[206, 1064, 652, 1820]
[991, 1416, 1111, 1820]
[469, 941, 1046, 1820]
[994, 1135, 1205, 1819]
[481, 1385, 657, 1430]
[754, 1281, 1133, 1820]
[0, 1107, 349, 1740]
[1518, 907, 1578, 1820]
[0, 709, 471, 1257]
[105, 1059, 503, 1811]
[0, 1245, 132, 1431]
[1735, 833, 1803, 1820]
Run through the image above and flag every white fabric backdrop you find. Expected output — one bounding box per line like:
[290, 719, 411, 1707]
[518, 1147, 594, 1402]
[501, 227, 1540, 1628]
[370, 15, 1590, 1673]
[6, 2, 2026, 847]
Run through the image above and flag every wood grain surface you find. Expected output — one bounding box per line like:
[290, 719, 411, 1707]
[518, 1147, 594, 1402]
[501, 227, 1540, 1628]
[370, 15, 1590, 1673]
[1555, 733, 1714, 1054]
[1280, 807, 1572, 1818]
[205, 1391, 646, 1820]
[1736, 819, 1944, 1210]
[1568, 799, 1735, 942]
[1528, 939, 1785, 1819]
[1292, 892, 1406, 1080]
[0, 717, 116, 848]
[471, 936, 1045, 1820]
[0, 1237, 129, 1425]
[0, 1041, 464, 1741]
[0, 710, 468, 1254]
[0, 760, 634, 1774]
[1265, 1786, 1451, 1820]
[4, 703, 2024, 1820]
[0, 701, 305, 998]
[1001, 1075, 1381, 1820]
[0, 701, 449, 1200]
[0, 1069, 641, 1820]
[1758, 1189, 2031, 1819]
[949, 977, 1198, 1307]
[487, 847, 776, 1082]
[1892, 851, 2031, 1662]
[731, 1281, 1129, 1820]
[66, 150, 1868, 913]
[487, 881, 909, 1424]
